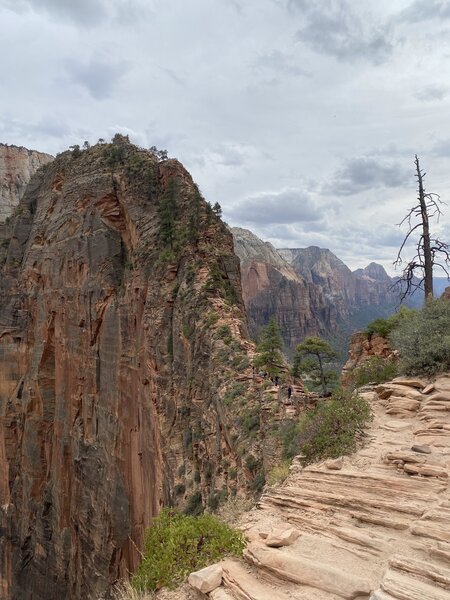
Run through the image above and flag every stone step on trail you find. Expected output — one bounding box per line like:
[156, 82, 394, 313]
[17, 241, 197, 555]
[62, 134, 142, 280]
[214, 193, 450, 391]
[244, 544, 372, 598]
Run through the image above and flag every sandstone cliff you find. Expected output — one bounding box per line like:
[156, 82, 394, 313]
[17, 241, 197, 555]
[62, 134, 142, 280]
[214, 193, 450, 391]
[0, 140, 265, 600]
[0, 143, 53, 266]
[232, 228, 332, 350]
[0, 143, 53, 222]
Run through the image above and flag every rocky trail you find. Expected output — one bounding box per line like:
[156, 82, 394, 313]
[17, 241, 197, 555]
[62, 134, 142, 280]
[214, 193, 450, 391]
[189, 375, 450, 600]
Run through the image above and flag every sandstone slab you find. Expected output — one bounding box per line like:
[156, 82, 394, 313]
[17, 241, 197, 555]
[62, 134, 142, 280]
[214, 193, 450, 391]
[188, 564, 223, 593]
[265, 526, 300, 547]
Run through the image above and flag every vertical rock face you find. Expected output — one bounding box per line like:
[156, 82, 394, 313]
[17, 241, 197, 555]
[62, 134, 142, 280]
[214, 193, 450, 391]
[0, 143, 53, 222]
[0, 143, 53, 266]
[231, 228, 332, 350]
[0, 140, 255, 600]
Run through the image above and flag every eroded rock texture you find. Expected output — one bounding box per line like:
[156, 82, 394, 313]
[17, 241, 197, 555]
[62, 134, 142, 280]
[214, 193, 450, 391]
[232, 228, 332, 350]
[0, 140, 257, 600]
[0, 143, 53, 266]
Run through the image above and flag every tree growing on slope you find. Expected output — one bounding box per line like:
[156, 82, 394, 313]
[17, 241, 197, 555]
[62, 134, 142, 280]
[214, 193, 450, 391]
[293, 337, 338, 395]
[253, 318, 283, 378]
[395, 155, 450, 301]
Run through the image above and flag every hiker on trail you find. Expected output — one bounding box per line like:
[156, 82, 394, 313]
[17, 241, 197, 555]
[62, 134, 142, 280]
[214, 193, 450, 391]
[275, 376, 279, 387]
[287, 386, 292, 400]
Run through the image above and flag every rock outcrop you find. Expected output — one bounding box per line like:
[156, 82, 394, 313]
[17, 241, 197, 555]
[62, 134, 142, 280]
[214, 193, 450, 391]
[341, 331, 397, 383]
[0, 143, 53, 266]
[0, 143, 53, 222]
[190, 374, 450, 600]
[0, 140, 263, 600]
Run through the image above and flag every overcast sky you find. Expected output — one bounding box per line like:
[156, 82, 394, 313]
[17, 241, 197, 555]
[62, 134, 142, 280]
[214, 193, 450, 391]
[1, 0, 450, 274]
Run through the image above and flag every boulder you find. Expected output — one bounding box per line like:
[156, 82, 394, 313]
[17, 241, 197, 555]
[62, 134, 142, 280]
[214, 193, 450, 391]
[188, 564, 223, 593]
[325, 457, 344, 470]
[265, 525, 300, 547]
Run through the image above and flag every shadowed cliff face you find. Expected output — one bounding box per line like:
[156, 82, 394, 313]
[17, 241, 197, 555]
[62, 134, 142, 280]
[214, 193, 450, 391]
[0, 141, 254, 600]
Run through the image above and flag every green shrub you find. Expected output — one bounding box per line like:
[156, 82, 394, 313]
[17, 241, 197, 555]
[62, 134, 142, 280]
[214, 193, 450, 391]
[365, 306, 416, 339]
[238, 406, 260, 436]
[223, 382, 246, 406]
[349, 355, 398, 387]
[217, 324, 232, 341]
[184, 491, 203, 516]
[267, 460, 291, 486]
[132, 509, 245, 591]
[205, 312, 219, 328]
[365, 317, 393, 338]
[182, 323, 194, 339]
[390, 298, 450, 376]
[249, 469, 265, 493]
[174, 483, 186, 496]
[281, 390, 373, 464]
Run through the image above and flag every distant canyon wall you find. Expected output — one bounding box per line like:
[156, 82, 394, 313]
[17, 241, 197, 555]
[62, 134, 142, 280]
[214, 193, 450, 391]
[232, 227, 418, 354]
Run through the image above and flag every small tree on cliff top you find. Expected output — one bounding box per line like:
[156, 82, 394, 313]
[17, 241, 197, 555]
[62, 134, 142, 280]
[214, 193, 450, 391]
[253, 319, 283, 377]
[294, 337, 338, 395]
[394, 155, 450, 301]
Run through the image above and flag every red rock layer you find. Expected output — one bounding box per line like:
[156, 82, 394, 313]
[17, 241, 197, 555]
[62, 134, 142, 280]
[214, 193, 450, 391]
[0, 141, 252, 599]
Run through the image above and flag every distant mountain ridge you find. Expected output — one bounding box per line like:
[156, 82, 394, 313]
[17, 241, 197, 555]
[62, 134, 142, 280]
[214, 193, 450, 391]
[232, 227, 423, 355]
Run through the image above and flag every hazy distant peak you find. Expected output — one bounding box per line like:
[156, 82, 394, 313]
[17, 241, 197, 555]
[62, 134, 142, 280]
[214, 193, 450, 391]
[355, 262, 391, 282]
[231, 227, 288, 268]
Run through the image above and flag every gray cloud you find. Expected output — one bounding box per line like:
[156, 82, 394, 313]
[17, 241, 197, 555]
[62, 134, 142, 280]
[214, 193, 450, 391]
[2, 0, 450, 275]
[415, 84, 449, 102]
[64, 57, 129, 100]
[0, 116, 71, 141]
[397, 0, 450, 23]
[431, 138, 450, 156]
[3, 0, 153, 27]
[227, 189, 322, 225]
[290, 0, 393, 64]
[324, 157, 410, 196]
[3, 0, 107, 26]
[253, 50, 310, 78]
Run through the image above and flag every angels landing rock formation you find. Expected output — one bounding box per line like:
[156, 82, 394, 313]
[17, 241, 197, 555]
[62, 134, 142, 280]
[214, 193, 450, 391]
[0, 138, 258, 600]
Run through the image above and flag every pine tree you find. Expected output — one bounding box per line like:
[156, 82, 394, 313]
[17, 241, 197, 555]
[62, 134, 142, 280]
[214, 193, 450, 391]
[253, 319, 283, 377]
[294, 337, 338, 395]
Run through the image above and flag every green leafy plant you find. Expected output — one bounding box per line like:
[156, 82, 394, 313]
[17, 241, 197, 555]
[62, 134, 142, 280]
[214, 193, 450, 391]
[349, 355, 398, 387]
[267, 460, 291, 486]
[293, 337, 338, 395]
[132, 510, 245, 591]
[253, 318, 283, 377]
[365, 306, 416, 339]
[281, 389, 373, 464]
[390, 298, 450, 376]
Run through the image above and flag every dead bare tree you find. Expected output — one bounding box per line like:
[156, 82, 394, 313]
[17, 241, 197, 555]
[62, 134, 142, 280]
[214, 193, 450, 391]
[394, 155, 450, 302]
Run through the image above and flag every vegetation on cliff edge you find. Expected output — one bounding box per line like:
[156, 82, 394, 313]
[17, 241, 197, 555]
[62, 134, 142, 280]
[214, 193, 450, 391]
[132, 510, 244, 591]
[279, 389, 373, 464]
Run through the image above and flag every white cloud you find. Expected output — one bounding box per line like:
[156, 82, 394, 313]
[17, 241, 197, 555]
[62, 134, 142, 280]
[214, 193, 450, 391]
[0, 0, 449, 274]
